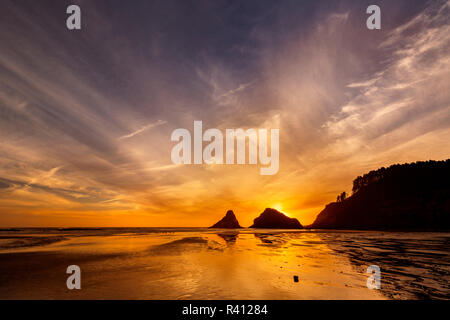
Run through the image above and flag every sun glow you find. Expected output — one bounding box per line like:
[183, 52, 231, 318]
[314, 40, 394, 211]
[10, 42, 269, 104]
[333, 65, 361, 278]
[272, 203, 285, 214]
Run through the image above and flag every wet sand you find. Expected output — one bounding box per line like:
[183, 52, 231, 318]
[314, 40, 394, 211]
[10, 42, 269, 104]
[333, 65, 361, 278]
[0, 228, 448, 299]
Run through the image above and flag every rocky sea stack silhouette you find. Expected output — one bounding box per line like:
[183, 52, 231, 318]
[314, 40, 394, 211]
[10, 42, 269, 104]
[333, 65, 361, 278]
[210, 210, 242, 228]
[250, 208, 303, 229]
[309, 160, 450, 231]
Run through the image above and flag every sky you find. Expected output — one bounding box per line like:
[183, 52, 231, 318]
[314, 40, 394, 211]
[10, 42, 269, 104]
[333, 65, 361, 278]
[0, 0, 449, 227]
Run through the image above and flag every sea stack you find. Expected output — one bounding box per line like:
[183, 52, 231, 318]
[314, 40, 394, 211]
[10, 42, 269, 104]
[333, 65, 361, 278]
[250, 208, 303, 229]
[210, 210, 242, 228]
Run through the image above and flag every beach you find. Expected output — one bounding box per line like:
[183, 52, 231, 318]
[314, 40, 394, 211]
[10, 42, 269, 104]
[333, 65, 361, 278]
[0, 228, 448, 299]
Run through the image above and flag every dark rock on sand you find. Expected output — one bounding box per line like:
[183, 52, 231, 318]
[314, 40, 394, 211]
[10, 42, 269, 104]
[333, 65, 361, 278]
[250, 208, 303, 229]
[210, 210, 242, 228]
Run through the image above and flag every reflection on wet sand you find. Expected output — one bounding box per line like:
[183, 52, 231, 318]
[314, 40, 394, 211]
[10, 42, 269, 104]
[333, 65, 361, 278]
[315, 232, 450, 299]
[254, 233, 288, 246]
[217, 233, 239, 245]
[0, 228, 447, 299]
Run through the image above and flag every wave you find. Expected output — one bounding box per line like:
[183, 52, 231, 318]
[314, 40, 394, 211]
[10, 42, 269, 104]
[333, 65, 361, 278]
[0, 236, 68, 249]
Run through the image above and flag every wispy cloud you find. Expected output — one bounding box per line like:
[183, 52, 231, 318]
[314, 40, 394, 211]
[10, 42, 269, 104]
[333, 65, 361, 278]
[346, 77, 379, 88]
[118, 120, 167, 140]
[324, 0, 450, 155]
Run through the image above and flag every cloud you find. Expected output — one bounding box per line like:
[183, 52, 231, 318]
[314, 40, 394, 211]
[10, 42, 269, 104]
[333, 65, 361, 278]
[118, 120, 167, 140]
[329, 12, 349, 21]
[324, 0, 450, 156]
[346, 78, 379, 88]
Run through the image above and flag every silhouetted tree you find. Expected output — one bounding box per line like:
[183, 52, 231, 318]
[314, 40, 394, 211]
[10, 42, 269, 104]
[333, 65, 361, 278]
[351, 160, 450, 195]
[337, 192, 347, 202]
